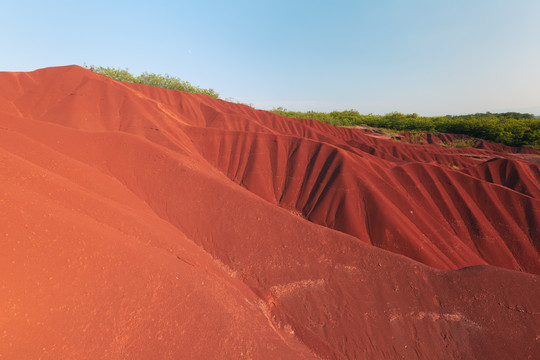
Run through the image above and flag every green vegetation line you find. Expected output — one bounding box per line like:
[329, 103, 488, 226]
[85, 65, 219, 99]
[270, 109, 540, 148]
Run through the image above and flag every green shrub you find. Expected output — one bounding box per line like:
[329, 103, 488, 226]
[84, 65, 219, 99]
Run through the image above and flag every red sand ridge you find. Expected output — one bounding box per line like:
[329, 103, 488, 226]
[1, 65, 539, 359]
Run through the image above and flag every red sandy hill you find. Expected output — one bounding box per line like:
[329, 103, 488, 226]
[1, 65, 539, 359]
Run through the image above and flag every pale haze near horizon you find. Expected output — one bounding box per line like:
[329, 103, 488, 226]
[1, 0, 539, 116]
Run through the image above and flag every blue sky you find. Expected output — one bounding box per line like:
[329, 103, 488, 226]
[2, 0, 539, 115]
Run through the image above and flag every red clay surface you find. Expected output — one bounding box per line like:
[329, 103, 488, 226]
[1, 65, 539, 359]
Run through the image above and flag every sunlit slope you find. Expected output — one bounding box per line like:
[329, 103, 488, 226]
[1, 66, 539, 359]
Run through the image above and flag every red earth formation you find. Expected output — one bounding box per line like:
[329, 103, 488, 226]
[1, 65, 539, 359]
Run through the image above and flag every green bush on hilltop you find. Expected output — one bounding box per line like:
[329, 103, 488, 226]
[84, 65, 219, 99]
[270, 109, 540, 148]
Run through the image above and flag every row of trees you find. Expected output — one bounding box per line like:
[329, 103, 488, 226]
[85, 65, 219, 99]
[270, 109, 540, 148]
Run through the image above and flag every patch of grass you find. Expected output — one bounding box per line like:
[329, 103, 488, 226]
[441, 138, 479, 148]
[380, 128, 401, 138]
[407, 132, 426, 145]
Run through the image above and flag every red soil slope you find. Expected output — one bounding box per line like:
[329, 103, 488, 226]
[1, 65, 539, 359]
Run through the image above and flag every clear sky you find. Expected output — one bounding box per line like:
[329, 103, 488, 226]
[2, 0, 539, 115]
